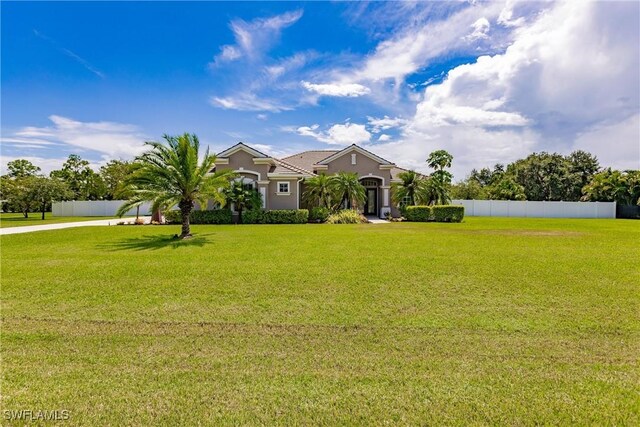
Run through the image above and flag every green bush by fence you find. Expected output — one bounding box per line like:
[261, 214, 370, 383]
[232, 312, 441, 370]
[165, 209, 233, 224]
[404, 206, 432, 222]
[243, 209, 309, 224]
[432, 205, 465, 222]
[404, 205, 464, 222]
[309, 207, 330, 223]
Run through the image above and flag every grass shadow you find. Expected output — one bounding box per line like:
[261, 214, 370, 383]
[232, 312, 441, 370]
[99, 233, 212, 251]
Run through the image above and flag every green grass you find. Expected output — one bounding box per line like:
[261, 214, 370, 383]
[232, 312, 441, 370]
[1, 218, 638, 425]
[0, 212, 119, 228]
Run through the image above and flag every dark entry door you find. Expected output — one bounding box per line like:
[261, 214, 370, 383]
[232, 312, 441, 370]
[365, 188, 377, 215]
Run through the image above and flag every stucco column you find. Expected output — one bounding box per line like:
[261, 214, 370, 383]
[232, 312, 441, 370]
[257, 181, 269, 209]
[380, 185, 391, 218]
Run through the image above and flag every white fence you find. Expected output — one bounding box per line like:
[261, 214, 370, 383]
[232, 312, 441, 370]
[451, 200, 616, 218]
[52, 200, 152, 217]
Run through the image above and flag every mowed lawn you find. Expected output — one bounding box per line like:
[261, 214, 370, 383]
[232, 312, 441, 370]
[0, 212, 118, 228]
[1, 218, 638, 425]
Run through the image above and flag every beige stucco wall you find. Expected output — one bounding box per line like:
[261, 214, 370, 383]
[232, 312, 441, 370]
[218, 150, 270, 181]
[268, 179, 299, 210]
[324, 150, 393, 185]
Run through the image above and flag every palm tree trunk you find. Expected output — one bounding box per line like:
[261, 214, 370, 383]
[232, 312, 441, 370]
[136, 205, 140, 220]
[179, 200, 192, 238]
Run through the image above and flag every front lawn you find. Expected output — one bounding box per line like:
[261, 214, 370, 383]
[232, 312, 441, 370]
[0, 212, 119, 228]
[1, 218, 638, 424]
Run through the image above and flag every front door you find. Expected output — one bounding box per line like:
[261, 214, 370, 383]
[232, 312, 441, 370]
[365, 188, 377, 215]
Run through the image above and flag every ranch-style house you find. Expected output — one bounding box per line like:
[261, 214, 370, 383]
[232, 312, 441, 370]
[213, 142, 411, 218]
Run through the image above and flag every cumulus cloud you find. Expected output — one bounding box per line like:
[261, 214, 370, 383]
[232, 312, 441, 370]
[211, 10, 303, 66]
[295, 122, 371, 145]
[370, 0, 640, 178]
[367, 116, 410, 133]
[465, 17, 491, 41]
[301, 81, 371, 97]
[3, 115, 147, 160]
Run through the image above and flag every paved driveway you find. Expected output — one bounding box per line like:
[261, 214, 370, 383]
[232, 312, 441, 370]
[0, 217, 152, 235]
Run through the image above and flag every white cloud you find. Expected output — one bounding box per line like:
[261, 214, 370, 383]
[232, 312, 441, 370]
[211, 10, 303, 66]
[572, 114, 640, 172]
[377, 134, 391, 142]
[367, 116, 409, 133]
[295, 122, 371, 146]
[465, 17, 490, 41]
[370, 0, 640, 178]
[301, 81, 371, 97]
[210, 94, 291, 113]
[351, 2, 507, 84]
[4, 115, 147, 160]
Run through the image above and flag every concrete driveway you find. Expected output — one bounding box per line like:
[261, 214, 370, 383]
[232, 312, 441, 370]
[0, 217, 152, 235]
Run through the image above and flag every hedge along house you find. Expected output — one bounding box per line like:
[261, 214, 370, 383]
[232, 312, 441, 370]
[212, 142, 409, 218]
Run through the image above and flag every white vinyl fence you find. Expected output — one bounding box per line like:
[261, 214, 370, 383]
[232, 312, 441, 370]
[52, 200, 152, 217]
[451, 200, 616, 218]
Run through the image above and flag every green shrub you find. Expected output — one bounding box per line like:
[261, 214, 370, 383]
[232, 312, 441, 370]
[326, 209, 368, 224]
[242, 209, 265, 224]
[265, 209, 308, 224]
[309, 207, 330, 223]
[243, 209, 308, 224]
[165, 209, 233, 224]
[432, 205, 464, 223]
[404, 206, 432, 222]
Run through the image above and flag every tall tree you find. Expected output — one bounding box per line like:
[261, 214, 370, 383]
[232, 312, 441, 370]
[486, 176, 526, 200]
[302, 173, 334, 209]
[6, 159, 41, 178]
[330, 172, 366, 210]
[450, 179, 487, 200]
[50, 154, 106, 200]
[100, 160, 136, 200]
[0, 176, 37, 217]
[507, 152, 573, 201]
[116, 133, 234, 239]
[567, 150, 600, 200]
[425, 149, 454, 205]
[32, 177, 73, 220]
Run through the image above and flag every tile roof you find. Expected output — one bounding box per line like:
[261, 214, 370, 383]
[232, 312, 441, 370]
[280, 150, 339, 173]
[271, 158, 315, 176]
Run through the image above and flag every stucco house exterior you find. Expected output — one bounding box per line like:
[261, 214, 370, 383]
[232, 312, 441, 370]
[213, 142, 409, 218]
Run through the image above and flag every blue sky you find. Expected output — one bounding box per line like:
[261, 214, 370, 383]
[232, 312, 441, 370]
[2, 1, 639, 178]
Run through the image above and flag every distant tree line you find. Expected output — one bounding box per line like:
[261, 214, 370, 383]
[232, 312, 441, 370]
[450, 150, 639, 206]
[0, 155, 138, 218]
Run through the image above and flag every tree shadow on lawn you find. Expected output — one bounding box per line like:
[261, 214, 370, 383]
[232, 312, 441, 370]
[99, 233, 213, 251]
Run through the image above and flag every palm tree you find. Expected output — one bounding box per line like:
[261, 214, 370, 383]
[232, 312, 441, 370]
[224, 181, 262, 224]
[116, 133, 234, 239]
[302, 173, 333, 208]
[419, 177, 451, 205]
[425, 149, 454, 205]
[391, 170, 423, 207]
[330, 172, 366, 210]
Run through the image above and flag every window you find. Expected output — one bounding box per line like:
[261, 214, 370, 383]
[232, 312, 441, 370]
[361, 179, 378, 187]
[351, 153, 357, 165]
[277, 182, 290, 194]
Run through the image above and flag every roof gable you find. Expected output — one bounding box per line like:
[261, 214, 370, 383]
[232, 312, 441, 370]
[217, 142, 269, 158]
[316, 144, 393, 166]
